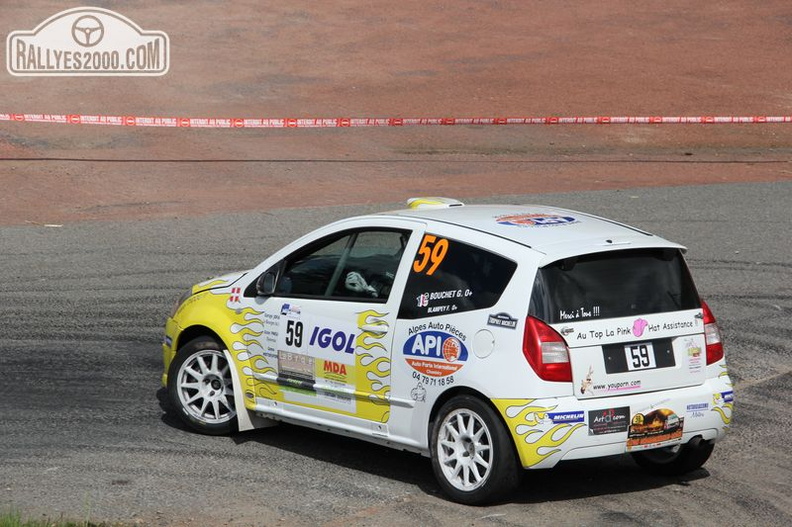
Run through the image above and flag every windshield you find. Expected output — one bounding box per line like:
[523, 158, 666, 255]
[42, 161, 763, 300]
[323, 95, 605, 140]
[529, 248, 700, 324]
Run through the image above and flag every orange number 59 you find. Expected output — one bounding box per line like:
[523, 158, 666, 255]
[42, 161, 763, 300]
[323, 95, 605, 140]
[413, 234, 449, 276]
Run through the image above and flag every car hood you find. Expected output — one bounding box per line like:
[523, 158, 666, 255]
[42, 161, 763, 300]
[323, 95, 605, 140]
[192, 270, 249, 295]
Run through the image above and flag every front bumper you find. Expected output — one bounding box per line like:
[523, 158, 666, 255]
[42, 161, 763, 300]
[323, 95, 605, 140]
[160, 316, 181, 387]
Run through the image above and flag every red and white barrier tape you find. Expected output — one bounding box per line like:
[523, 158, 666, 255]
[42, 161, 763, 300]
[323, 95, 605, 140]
[2, 113, 792, 128]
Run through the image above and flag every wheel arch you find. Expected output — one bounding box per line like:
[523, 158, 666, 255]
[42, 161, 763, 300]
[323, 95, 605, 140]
[164, 325, 228, 387]
[175, 325, 226, 352]
[428, 386, 514, 445]
[427, 385, 524, 504]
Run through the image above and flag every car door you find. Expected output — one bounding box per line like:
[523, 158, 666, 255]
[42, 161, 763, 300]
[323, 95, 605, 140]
[251, 221, 419, 430]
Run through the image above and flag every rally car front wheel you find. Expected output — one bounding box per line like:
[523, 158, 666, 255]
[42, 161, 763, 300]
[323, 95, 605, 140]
[430, 395, 521, 505]
[168, 337, 237, 435]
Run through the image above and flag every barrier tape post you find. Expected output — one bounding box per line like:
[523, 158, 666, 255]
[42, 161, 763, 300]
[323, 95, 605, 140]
[2, 113, 792, 128]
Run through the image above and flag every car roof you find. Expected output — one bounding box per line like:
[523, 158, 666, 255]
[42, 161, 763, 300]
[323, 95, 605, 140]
[378, 202, 685, 260]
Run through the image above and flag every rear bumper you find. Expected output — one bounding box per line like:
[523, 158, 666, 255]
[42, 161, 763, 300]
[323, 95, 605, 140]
[492, 374, 733, 469]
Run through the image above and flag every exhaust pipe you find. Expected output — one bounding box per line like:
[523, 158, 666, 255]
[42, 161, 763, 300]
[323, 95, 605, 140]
[687, 436, 711, 450]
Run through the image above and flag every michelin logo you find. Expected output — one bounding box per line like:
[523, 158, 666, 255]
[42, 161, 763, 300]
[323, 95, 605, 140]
[548, 411, 585, 424]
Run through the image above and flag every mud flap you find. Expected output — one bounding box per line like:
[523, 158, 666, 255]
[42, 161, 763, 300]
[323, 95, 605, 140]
[223, 349, 278, 432]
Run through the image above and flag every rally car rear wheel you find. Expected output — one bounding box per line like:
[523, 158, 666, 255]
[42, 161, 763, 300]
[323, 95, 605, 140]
[168, 337, 237, 435]
[631, 438, 714, 476]
[430, 395, 521, 505]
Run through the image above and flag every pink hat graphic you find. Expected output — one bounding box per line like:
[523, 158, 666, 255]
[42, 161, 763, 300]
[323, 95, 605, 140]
[633, 318, 649, 337]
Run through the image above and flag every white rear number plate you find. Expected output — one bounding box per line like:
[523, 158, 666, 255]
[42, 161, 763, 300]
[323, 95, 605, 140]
[625, 343, 656, 371]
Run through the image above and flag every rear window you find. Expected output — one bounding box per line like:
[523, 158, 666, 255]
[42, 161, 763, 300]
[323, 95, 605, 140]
[529, 248, 700, 324]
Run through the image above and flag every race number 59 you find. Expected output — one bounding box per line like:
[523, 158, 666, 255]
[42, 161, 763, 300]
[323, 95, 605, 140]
[285, 320, 303, 347]
[413, 234, 449, 276]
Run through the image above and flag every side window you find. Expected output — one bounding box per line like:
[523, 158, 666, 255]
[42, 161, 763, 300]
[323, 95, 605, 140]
[276, 234, 349, 297]
[276, 228, 409, 302]
[399, 233, 517, 319]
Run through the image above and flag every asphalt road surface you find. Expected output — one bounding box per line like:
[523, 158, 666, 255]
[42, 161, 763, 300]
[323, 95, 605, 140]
[1, 182, 790, 527]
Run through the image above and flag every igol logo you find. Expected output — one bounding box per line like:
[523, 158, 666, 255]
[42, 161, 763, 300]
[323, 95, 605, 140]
[496, 213, 579, 227]
[403, 330, 468, 377]
[309, 327, 355, 354]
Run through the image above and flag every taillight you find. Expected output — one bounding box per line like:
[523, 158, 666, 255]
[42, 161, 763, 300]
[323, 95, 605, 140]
[523, 316, 572, 382]
[701, 300, 724, 364]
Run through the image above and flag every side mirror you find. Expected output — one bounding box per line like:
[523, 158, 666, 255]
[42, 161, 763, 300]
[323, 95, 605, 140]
[255, 271, 277, 297]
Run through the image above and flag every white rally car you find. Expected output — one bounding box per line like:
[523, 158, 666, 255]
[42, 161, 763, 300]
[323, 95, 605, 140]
[162, 198, 733, 504]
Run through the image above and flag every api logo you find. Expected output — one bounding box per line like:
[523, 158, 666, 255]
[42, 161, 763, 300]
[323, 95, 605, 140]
[403, 330, 468, 377]
[496, 213, 579, 228]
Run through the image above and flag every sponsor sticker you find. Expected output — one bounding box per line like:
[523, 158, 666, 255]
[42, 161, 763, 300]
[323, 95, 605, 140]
[588, 406, 630, 435]
[495, 213, 579, 227]
[592, 379, 642, 395]
[280, 303, 301, 317]
[410, 383, 427, 402]
[548, 411, 585, 424]
[487, 312, 518, 329]
[686, 402, 709, 418]
[308, 326, 356, 355]
[627, 408, 684, 450]
[322, 359, 350, 381]
[403, 328, 469, 377]
[277, 350, 315, 388]
[686, 337, 703, 374]
[580, 366, 595, 395]
[582, 318, 697, 342]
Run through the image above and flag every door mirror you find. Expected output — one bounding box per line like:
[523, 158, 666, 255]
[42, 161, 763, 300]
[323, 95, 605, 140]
[255, 271, 277, 297]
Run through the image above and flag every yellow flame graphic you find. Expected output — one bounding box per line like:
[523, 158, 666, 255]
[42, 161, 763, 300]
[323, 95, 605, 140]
[496, 399, 585, 468]
[719, 364, 733, 386]
[356, 309, 389, 351]
[711, 404, 733, 425]
[711, 393, 733, 426]
[517, 423, 586, 467]
[711, 364, 733, 426]
[194, 275, 237, 291]
[206, 290, 278, 397]
[505, 400, 557, 426]
[356, 310, 391, 421]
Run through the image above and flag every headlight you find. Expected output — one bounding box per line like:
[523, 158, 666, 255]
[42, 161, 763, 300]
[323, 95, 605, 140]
[170, 288, 193, 317]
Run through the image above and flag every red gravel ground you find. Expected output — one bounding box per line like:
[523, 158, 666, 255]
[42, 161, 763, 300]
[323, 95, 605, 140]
[1, 1, 791, 225]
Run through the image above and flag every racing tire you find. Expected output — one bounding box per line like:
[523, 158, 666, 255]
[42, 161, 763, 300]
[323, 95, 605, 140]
[430, 395, 521, 505]
[630, 438, 714, 476]
[168, 336, 237, 435]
